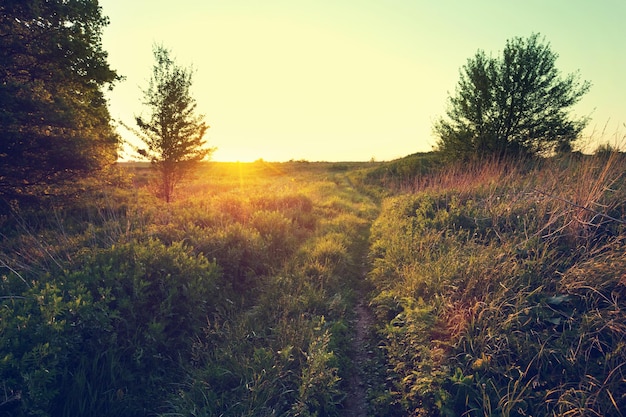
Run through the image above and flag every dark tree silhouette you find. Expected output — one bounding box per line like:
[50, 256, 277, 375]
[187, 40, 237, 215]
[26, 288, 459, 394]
[434, 33, 590, 160]
[134, 45, 214, 202]
[0, 0, 120, 206]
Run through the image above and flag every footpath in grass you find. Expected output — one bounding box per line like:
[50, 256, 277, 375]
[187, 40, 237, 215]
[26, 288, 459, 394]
[12, 155, 624, 416]
[331, 173, 382, 417]
[0, 161, 388, 417]
[162, 164, 386, 417]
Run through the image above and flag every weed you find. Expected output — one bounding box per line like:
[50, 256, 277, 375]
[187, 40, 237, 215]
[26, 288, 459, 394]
[366, 152, 626, 416]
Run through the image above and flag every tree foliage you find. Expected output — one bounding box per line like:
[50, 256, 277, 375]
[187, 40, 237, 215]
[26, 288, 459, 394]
[434, 34, 590, 160]
[134, 45, 214, 202]
[0, 0, 120, 205]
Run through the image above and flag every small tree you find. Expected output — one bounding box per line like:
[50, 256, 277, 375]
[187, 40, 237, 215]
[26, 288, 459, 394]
[134, 45, 214, 202]
[434, 33, 590, 160]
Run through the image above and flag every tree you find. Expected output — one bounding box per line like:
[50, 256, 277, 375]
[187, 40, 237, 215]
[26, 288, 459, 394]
[134, 45, 214, 202]
[434, 33, 590, 160]
[0, 0, 120, 206]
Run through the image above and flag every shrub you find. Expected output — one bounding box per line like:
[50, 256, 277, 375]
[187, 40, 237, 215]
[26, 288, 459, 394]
[190, 223, 269, 293]
[1, 239, 222, 416]
[250, 210, 299, 262]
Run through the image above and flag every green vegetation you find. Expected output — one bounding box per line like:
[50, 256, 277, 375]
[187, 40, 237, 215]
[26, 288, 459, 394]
[0, 161, 378, 416]
[2, 152, 625, 416]
[1, 7, 624, 414]
[0, 0, 120, 208]
[366, 152, 626, 416]
[130, 45, 214, 203]
[359, 153, 441, 192]
[435, 33, 590, 160]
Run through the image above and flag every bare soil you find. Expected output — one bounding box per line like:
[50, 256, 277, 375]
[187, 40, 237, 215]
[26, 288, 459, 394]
[343, 295, 377, 417]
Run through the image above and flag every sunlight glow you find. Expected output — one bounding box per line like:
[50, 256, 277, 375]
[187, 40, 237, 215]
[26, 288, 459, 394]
[102, 0, 626, 161]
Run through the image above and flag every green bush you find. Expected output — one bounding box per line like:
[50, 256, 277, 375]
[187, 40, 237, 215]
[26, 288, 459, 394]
[1, 239, 222, 417]
[190, 223, 270, 293]
[250, 210, 299, 262]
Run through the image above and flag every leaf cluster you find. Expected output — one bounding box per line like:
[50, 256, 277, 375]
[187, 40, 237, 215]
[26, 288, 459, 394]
[0, 0, 120, 203]
[435, 33, 590, 160]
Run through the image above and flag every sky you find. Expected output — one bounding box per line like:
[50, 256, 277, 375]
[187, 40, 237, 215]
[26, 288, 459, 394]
[100, 0, 626, 162]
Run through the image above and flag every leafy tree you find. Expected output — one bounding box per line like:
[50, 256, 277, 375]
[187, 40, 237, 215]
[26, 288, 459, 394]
[0, 0, 120, 207]
[134, 45, 214, 202]
[434, 33, 590, 160]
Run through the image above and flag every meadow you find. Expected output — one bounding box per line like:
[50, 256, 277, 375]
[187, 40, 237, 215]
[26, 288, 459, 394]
[1, 153, 625, 416]
[365, 151, 626, 416]
[1, 160, 379, 416]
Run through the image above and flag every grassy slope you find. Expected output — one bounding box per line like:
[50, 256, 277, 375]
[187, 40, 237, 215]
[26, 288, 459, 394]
[364, 153, 626, 416]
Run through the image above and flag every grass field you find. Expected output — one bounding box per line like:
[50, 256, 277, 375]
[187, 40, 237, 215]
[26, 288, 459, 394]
[1, 154, 625, 416]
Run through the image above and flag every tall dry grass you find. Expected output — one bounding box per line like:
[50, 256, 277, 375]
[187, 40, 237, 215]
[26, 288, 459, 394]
[367, 148, 626, 416]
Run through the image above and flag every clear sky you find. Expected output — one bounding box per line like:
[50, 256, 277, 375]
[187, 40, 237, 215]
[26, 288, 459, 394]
[100, 0, 626, 162]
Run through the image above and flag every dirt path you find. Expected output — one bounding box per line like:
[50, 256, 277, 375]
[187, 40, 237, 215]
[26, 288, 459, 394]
[337, 173, 381, 417]
[343, 295, 377, 417]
